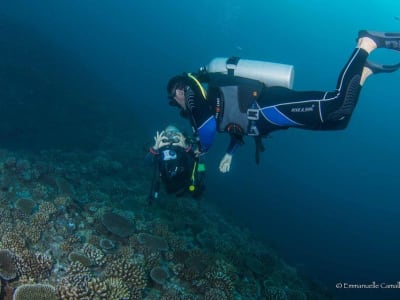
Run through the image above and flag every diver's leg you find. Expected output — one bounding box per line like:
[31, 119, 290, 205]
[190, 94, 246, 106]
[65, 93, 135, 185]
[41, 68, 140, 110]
[319, 46, 370, 129]
[325, 32, 400, 126]
[257, 47, 368, 131]
[257, 32, 400, 133]
[358, 31, 400, 83]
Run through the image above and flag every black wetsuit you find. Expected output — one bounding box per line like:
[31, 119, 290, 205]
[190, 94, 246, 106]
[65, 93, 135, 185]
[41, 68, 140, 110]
[181, 48, 368, 154]
[149, 145, 205, 199]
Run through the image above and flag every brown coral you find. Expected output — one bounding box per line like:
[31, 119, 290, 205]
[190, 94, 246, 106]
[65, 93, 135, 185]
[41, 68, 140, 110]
[104, 258, 147, 291]
[87, 278, 108, 299]
[264, 286, 288, 300]
[206, 270, 234, 297]
[104, 277, 130, 300]
[53, 195, 71, 207]
[1, 232, 26, 255]
[60, 235, 81, 253]
[16, 251, 53, 281]
[38, 201, 57, 215]
[57, 261, 91, 299]
[82, 243, 106, 266]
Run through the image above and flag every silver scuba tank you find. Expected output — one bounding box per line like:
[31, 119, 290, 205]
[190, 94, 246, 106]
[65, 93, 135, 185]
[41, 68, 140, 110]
[204, 57, 295, 89]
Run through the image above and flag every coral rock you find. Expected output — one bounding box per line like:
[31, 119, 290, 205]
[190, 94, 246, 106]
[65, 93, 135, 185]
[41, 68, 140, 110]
[137, 233, 168, 251]
[150, 266, 169, 285]
[101, 212, 135, 238]
[13, 283, 57, 300]
[0, 249, 17, 280]
[15, 198, 36, 215]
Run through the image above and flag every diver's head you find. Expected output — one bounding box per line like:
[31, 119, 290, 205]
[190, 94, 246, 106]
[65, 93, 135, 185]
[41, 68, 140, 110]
[163, 125, 182, 144]
[165, 125, 180, 134]
[167, 75, 187, 109]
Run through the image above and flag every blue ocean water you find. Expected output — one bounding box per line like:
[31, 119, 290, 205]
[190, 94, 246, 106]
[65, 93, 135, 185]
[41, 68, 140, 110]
[1, 1, 400, 299]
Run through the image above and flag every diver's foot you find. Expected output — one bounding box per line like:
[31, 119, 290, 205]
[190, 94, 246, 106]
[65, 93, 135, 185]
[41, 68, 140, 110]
[365, 60, 400, 74]
[358, 30, 400, 51]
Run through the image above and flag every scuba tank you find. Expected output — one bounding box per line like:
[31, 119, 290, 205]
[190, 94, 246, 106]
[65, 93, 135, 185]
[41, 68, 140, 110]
[203, 56, 294, 88]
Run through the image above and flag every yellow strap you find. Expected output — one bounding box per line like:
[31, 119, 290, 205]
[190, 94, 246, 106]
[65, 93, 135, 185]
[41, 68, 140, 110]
[191, 161, 198, 182]
[188, 73, 207, 100]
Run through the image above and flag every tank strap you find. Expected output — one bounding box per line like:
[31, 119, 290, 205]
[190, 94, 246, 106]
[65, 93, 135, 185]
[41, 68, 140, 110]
[247, 101, 260, 136]
[187, 73, 207, 100]
[226, 56, 241, 76]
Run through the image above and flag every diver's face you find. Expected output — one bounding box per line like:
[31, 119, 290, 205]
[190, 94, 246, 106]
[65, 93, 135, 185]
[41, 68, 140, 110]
[173, 88, 186, 110]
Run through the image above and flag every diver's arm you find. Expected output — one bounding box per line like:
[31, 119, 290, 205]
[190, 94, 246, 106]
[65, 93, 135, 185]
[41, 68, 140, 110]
[219, 135, 243, 173]
[196, 117, 216, 153]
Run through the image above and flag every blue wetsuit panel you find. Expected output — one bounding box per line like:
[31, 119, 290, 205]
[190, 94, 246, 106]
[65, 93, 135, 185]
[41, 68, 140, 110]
[261, 107, 299, 126]
[197, 116, 216, 152]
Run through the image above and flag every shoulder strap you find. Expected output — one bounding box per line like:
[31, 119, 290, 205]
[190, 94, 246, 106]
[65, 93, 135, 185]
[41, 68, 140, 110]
[187, 73, 207, 99]
[226, 56, 240, 76]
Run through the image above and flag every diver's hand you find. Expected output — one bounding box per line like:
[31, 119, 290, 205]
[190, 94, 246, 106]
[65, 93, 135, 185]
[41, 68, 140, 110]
[219, 153, 232, 173]
[153, 131, 169, 150]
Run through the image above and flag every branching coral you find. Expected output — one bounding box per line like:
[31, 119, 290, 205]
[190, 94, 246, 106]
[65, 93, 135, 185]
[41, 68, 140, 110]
[31, 212, 50, 232]
[264, 286, 288, 300]
[104, 258, 147, 292]
[53, 195, 71, 208]
[56, 261, 91, 299]
[192, 260, 236, 300]
[15, 251, 53, 281]
[38, 201, 57, 215]
[1, 232, 26, 255]
[59, 235, 81, 254]
[82, 243, 106, 266]
[206, 270, 234, 297]
[86, 278, 108, 299]
[144, 252, 161, 272]
[104, 277, 130, 300]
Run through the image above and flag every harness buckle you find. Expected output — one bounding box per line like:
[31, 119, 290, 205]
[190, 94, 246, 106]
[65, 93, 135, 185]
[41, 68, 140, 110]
[248, 125, 259, 136]
[247, 108, 259, 121]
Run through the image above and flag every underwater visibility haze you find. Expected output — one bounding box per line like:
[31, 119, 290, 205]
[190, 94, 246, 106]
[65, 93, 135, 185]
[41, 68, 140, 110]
[0, 1, 400, 299]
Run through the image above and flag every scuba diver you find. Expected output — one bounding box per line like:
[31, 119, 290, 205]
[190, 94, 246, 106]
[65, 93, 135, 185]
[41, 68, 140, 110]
[147, 125, 205, 203]
[166, 30, 400, 173]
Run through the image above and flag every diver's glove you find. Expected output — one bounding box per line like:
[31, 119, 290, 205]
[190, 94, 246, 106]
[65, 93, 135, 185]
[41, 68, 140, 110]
[152, 131, 169, 150]
[219, 153, 232, 173]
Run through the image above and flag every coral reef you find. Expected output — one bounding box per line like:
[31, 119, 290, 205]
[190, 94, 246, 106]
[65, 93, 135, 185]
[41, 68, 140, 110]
[0, 147, 333, 300]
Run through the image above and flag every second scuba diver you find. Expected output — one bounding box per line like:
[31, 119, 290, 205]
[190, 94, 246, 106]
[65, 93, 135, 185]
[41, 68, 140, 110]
[147, 125, 205, 202]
